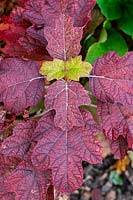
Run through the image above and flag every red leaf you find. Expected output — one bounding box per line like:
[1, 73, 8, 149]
[89, 52, 133, 106]
[23, 0, 46, 25]
[110, 136, 129, 159]
[32, 110, 102, 193]
[42, 0, 96, 27]
[0, 7, 50, 60]
[45, 80, 91, 130]
[0, 25, 49, 60]
[0, 193, 15, 200]
[44, 15, 82, 60]
[23, 0, 96, 27]
[0, 120, 37, 158]
[16, 0, 27, 7]
[0, 154, 20, 178]
[27, 26, 47, 45]
[0, 58, 44, 113]
[98, 101, 133, 158]
[66, 0, 96, 27]
[0, 153, 20, 195]
[97, 101, 133, 146]
[2, 7, 30, 28]
[4, 160, 52, 200]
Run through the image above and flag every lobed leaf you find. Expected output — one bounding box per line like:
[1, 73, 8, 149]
[23, 0, 96, 27]
[32, 110, 102, 193]
[98, 101, 133, 159]
[0, 120, 37, 158]
[4, 160, 52, 200]
[97, 101, 133, 144]
[0, 193, 15, 200]
[110, 136, 129, 159]
[67, 0, 96, 27]
[0, 58, 44, 113]
[89, 52, 133, 106]
[45, 79, 91, 130]
[0, 7, 50, 60]
[44, 15, 83, 60]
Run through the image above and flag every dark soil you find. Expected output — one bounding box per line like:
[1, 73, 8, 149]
[70, 156, 133, 200]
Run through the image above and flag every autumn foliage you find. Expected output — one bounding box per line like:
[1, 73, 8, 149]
[0, 0, 133, 199]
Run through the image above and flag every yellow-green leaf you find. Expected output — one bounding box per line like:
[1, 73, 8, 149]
[40, 56, 92, 81]
[40, 59, 64, 81]
[66, 56, 92, 81]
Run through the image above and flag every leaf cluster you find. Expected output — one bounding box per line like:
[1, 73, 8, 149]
[0, 0, 133, 199]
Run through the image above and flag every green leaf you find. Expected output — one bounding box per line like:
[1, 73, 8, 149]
[109, 170, 123, 186]
[40, 59, 65, 81]
[40, 56, 92, 81]
[97, 0, 133, 35]
[97, 0, 122, 20]
[85, 28, 128, 64]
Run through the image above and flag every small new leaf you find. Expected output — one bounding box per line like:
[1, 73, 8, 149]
[40, 56, 92, 81]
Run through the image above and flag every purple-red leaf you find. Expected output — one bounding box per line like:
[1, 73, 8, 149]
[32, 110, 102, 193]
[44, 15, 83, 60]
[23, 0, 96, 27]
[0, 193, 15, 200]
[67, 0, 96, 27]
[89, 52, 133, 106]
[97, 101, 133, 148]
[4, 160, 52, 200]
[45, 80, 91, 130]
[0, 58, 44, 113]
[110, 136, 129, 159]
[0, 8, 50, 60]
[0, 153, 20, 196]
[23, 0, 46, 25]
[0, 120, 37, 158]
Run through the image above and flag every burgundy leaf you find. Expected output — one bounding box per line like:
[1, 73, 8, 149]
[110, 136, 129, 159]
[97, 101, 133, 148]
[23, 0, 46, 25]
[0, 153, 21, 195]
[0, 8, 49, 60]
[0, 26, 49, 60]
[0, 120, 37, 158]
[46, 185, 54, 200]
[67, 0, 96, 27]
[45, 80, 91, 130]
[24, 0, 96, 27]
[2, 7, 30, 28]
[0, 154, 20, 178]
[0, 193, 15, 200]
[27, 26, 47, 45]
[16, 0, 27, 7]
[44, 15, 83, 60]
[0, 58, 44, 113]
[4, 160, 52, 200]
[32, 110, 56, 142]
[89, 52, 133, 106]
[32, 110, 102, 193]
